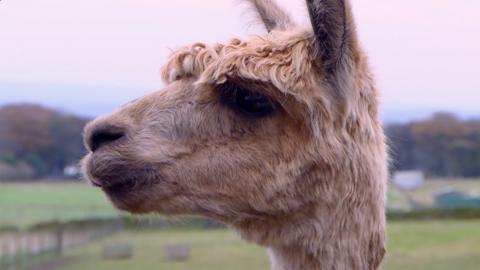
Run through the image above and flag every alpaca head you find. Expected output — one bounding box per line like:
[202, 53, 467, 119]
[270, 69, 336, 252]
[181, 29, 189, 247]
[83, 0, 387, 268]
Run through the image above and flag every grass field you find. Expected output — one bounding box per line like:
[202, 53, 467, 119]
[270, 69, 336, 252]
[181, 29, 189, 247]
[55, 220, 480, 270]
[0, 181, 116, 228]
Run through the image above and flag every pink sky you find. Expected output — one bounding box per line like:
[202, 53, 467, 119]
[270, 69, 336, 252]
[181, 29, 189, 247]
[0, 0, 479, 120]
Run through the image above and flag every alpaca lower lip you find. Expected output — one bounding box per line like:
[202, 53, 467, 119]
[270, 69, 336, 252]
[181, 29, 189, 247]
[102, 178, 138, 194]
[89, 178, 103, 187]
[91, 181, 102, 188]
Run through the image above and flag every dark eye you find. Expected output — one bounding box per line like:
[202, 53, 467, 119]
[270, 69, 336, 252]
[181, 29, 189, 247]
[220, 83, 276, 118]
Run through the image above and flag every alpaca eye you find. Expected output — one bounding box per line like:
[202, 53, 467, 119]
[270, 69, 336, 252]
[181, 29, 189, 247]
[220, 83, 276, 118]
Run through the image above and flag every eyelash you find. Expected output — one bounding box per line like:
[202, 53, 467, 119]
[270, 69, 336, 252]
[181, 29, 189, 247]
[219, 82, 276, 118]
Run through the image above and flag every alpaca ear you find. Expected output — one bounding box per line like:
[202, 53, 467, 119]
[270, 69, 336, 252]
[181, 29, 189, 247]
[245, 0, 295, 32]
[306, 0, 359, 75]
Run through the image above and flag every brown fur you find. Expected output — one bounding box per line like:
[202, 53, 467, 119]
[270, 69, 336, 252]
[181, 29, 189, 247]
[82, 1, 388, 269]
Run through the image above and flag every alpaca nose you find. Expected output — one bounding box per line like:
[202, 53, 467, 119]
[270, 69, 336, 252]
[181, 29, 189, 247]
[87, 125, 126, 152]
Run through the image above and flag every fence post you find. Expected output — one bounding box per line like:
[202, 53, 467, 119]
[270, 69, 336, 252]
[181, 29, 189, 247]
[8, 234, 18, 270]
[19, 233, 28, 270]
[0, 236, 5, 270]
[54, 227, 63, 256]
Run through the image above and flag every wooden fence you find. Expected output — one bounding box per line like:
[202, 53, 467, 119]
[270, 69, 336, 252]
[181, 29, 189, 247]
[0, 220, 122, 270]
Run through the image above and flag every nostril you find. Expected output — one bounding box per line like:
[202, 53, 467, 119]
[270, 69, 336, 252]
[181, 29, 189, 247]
[88, 126, 126, 152]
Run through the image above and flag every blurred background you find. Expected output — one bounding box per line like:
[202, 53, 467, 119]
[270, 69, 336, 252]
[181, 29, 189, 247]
[1, 0, 479, 270]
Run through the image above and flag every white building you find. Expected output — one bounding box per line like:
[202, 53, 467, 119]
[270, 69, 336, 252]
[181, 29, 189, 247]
[392, 170, 425, 190]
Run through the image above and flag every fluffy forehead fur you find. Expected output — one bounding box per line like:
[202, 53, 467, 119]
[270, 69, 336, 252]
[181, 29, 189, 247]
[162, 30, 319, 104]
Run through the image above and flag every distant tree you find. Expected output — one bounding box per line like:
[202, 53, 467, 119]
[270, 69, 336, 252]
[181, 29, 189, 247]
[0, 104, 89, 178]
[387, 123, 415, 171]
[386, 112, 480, 178]
[39, 114, 88, 175]
[0, 104, 54, 156]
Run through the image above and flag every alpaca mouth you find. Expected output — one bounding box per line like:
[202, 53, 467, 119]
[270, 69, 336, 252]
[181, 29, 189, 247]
[84, 154, 158, 197]
[90, 171, 159, 198]
[91, 175, 153, 214]
[101, 177, 138, 195]
[88, 174, 139, 195]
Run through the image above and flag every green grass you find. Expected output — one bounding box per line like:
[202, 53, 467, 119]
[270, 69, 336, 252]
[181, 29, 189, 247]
[54, 220, 480, 270]
[0, 182, 116, 228]
[385, 220, 480, 270]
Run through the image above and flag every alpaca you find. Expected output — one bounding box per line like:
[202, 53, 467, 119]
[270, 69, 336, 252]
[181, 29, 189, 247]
[82, 0, 388, 269]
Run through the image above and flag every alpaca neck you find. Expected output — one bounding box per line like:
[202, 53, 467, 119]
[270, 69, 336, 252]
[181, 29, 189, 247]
[268, 245, 322, 270]
[267, 232, 374, 270]
[237, 205, 386, 270]
[235, 160, 387, 270]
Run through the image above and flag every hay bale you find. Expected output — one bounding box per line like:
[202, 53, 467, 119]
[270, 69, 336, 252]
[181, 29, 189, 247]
[103, 242, 133, 260]
[164, 243, 190, 261]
